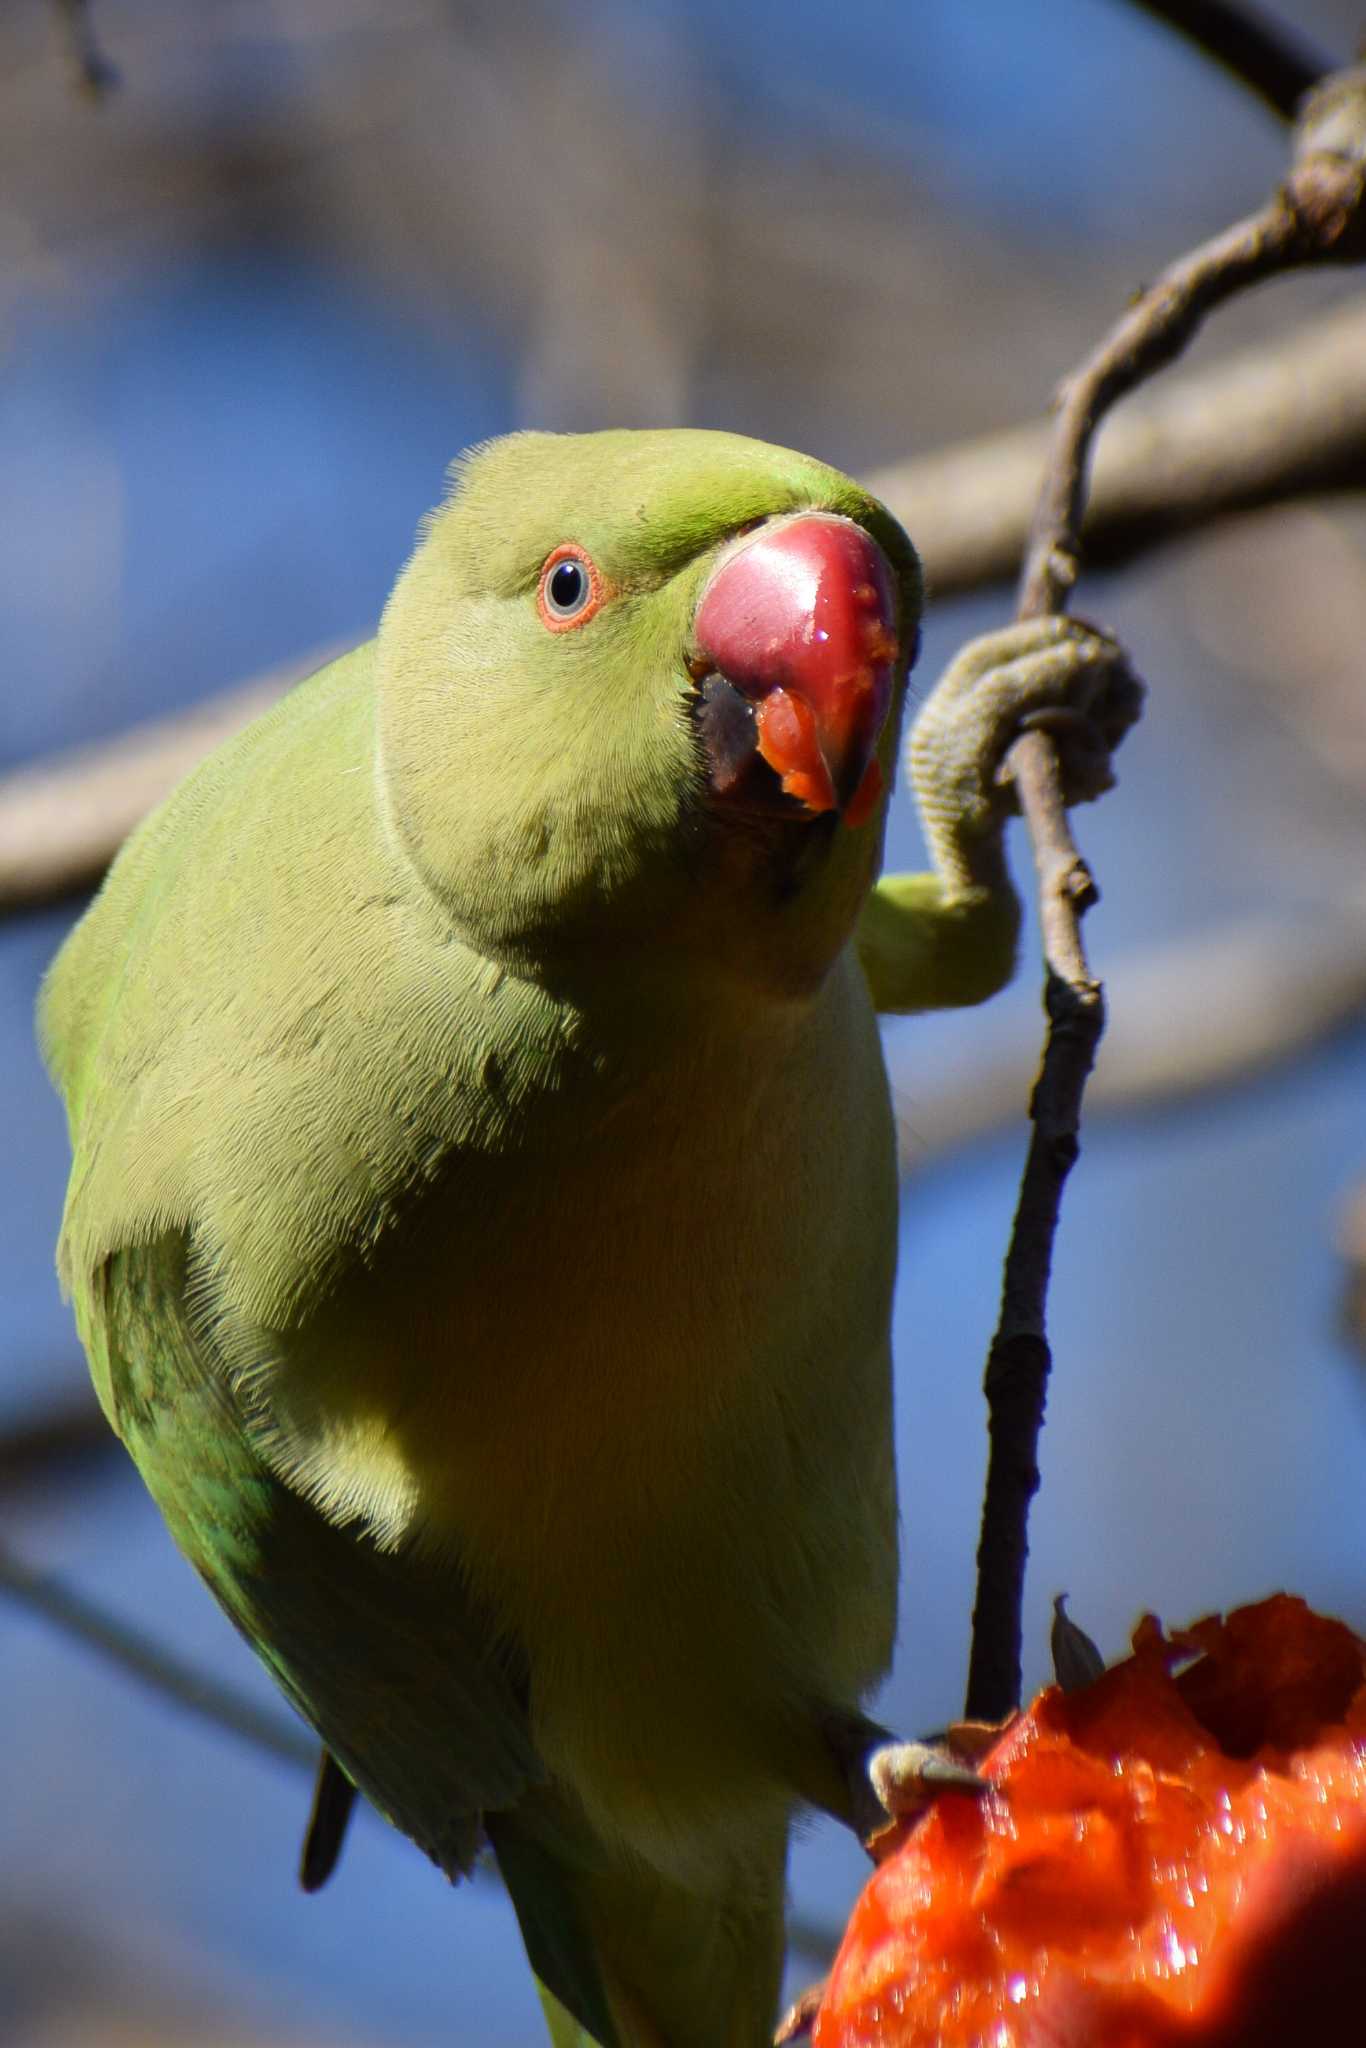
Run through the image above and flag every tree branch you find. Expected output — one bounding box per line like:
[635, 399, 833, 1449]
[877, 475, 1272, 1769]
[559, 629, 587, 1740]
[1017, 206, 1366, 618]
[1124, 0, 1331, 121]
[0, 1390, 114, 1485]
[871, 296, 1366, 599]
[894, 902, 1366, 1168]
[4, 297, 1363, 923]
[1336, 1179, 1366, 1361]
[0, 655, 341, 916]
[0, 1539, 316, 1769]
[964, 51, 1366, 1723]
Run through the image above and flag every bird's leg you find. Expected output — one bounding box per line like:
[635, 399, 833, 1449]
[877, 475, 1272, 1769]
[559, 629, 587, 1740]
[860, 615, 1144, 1016]
[820, 1707, 987, 1848]
[774, 1715, 989, 2045]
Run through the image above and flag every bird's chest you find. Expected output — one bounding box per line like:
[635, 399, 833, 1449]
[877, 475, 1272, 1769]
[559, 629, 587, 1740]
[271, 970, 901, 1856]
[276, 966, 896, 1624]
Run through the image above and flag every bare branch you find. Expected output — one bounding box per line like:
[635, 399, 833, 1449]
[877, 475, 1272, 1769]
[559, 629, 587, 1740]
[965, 958, 1105, 1722]
[872, 295, 1366, 599]
[1022, 258, 1351, 614]
[1007, 734, 1100, 988]
[964, 55, 1366, 1722]
[1020, 71, 1366, 621]
[1125, 0, 1331, 121]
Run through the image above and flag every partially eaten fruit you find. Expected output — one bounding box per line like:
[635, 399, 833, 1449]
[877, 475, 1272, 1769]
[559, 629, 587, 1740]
[815, 1596, 1366, 2047]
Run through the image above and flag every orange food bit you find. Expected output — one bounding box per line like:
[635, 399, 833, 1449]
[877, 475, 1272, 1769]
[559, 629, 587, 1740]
[815, 1596, 1366, 2047]
[755, 687, 837, 813]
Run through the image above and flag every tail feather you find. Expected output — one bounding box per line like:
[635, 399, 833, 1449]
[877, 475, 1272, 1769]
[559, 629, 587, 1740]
[537, 1979, 609, 2048]
[487, 1811, 622, 2047]
[490, 1808, 789, 2048]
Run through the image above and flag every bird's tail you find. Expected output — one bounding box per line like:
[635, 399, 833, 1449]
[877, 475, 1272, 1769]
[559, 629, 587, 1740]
[489, 1808, 789, 2048]
[535, 1978, 606, 2048]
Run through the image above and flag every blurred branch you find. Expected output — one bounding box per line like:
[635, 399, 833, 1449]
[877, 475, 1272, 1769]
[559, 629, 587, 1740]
[964, 53, 1366, 1724]
[894, 902, 1366, 1169]
[0, 653, 340, 915]
[1125, 0, 1330, 120]
[4, 298, 1364, 921]
[1179, 500, 1366, 803]
[51, 0, 118, 101]
[0, 1389, 114, 1485]
[871, 296, 1366, 599]
[0, 1535, 845, 1960]
[0, 1538, 316, 1769]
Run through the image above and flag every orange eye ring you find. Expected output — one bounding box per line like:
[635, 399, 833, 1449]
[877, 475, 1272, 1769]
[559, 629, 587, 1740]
[537, 543, 606, 633]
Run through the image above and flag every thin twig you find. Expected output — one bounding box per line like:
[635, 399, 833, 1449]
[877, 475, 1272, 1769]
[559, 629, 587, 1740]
[1025, 232, 1319, 617]
[1125, 0, 1330, 120]
[965, 769, 1105, 1721]
[965, 45, 1366, 1721]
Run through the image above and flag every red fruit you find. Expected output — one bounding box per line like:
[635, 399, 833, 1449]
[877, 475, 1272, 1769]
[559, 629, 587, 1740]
[815, 1596, 1366, 2047]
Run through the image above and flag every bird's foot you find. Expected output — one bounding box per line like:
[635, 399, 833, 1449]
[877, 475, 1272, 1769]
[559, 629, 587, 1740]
[777, 1721, 1002, 2040]
[909, 614, 1145, 851]
[861, 1731, 998, 1857]
[823, 1708, 995, 1855]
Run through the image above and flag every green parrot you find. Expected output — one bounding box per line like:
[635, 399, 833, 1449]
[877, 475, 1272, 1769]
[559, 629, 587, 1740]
[40, 429, 1139, 2048]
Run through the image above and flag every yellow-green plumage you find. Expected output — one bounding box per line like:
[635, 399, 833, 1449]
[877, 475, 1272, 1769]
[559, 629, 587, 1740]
[41, 428, 1060, 2046]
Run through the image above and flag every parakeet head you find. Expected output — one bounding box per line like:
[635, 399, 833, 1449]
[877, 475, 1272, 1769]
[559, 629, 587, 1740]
[377, 429, 921, 1001]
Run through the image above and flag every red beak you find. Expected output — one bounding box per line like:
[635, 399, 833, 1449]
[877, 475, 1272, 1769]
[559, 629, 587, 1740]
[692, 512, 899, 826]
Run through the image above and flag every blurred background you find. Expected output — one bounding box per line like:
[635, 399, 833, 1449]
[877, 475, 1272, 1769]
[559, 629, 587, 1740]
[3, 1, 1366, 2042]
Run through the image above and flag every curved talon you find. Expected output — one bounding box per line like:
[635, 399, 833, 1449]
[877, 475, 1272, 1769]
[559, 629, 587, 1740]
[868, 1738, 988, 1824]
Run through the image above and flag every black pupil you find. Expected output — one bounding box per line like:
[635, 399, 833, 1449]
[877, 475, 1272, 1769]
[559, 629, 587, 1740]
[549, 560, 586, 613]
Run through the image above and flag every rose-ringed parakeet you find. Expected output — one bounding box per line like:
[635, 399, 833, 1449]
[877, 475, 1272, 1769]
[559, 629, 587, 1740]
[40, 429, 1139, 2047]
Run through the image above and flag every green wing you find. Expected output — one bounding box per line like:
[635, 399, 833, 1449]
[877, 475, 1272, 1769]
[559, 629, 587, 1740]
[78, 1228, 545, 1879]
[84, 1217, 790, 2048]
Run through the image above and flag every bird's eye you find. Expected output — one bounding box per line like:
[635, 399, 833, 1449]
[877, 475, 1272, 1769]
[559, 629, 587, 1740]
[548, 559, 587, 613]
[537, 544, 604, 631]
